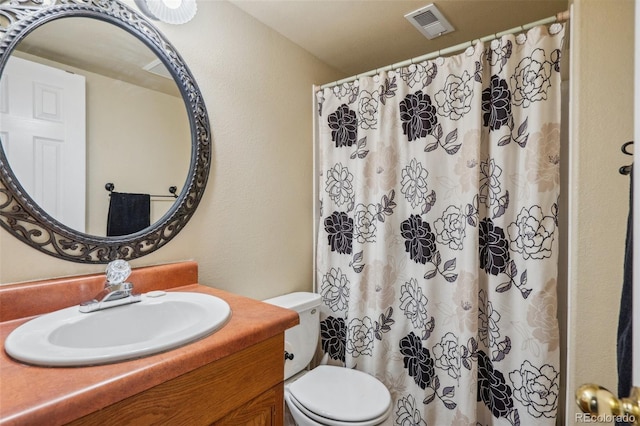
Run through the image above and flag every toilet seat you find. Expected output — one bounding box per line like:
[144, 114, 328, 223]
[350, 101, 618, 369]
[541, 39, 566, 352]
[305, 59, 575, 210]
[287, 365, 392, 425]
[286, 391, 393, 426]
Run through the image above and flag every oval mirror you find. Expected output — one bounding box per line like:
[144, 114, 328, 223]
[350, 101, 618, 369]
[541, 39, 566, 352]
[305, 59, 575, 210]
[0, 1, 211, 263]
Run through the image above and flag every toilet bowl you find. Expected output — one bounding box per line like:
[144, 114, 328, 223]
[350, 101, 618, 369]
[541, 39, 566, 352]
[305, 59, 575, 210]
[264, 292, 392, 426]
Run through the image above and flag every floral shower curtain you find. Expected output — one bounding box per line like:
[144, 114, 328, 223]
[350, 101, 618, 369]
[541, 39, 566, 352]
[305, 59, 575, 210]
[316, 24, 564, 426]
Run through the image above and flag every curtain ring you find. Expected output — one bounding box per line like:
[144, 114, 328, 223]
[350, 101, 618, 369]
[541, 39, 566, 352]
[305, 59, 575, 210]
[621, 141, 634, 156]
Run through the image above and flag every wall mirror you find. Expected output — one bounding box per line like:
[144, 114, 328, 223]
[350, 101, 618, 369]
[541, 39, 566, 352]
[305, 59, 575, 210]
[0, 0, 211, 263]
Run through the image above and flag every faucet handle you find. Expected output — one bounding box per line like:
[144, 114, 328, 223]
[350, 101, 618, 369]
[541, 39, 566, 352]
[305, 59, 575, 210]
[106, 260, 132, 285]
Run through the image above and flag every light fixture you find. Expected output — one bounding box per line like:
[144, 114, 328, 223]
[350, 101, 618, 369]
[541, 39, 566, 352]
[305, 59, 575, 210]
[134, 0, 197, 25]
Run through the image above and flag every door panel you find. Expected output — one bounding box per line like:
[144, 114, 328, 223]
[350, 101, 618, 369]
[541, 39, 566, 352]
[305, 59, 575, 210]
[0, 55, 86, 231]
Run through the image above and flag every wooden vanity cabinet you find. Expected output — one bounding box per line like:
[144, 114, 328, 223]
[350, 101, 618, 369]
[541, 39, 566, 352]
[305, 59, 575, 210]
[68, 334, 285, 426]
[0, 264, 298, 425]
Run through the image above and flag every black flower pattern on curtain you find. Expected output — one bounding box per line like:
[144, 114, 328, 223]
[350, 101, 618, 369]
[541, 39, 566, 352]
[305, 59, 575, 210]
[328, 104, 358, 147]
[324, 211, 354, 255]
[477, 350, 515, 420]
[400, 332, 435, 389]
[400, 215, 437, 264]
[320, 316, 346, 362]
[481, 75, 512, 131]
[399, 91, 439, 141]
[479, 218, 511, 275]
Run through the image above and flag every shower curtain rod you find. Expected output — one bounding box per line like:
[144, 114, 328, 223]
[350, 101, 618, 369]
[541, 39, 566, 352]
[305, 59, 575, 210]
[319, 9, 571, 90]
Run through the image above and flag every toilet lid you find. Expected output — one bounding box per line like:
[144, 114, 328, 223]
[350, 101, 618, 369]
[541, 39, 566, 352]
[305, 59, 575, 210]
[288, 365, 391, 423]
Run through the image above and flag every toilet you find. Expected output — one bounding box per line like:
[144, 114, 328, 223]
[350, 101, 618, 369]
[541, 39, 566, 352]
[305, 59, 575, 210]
[264, 292, 392, 426]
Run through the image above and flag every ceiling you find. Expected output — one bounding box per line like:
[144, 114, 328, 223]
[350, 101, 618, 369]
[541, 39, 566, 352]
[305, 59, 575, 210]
[229, 0, 568, 78]
[11, 1, 568, 93]
[15, 17, 180, 97]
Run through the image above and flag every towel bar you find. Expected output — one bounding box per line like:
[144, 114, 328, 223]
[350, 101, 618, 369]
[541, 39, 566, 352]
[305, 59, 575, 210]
[104, 183, 178, 199]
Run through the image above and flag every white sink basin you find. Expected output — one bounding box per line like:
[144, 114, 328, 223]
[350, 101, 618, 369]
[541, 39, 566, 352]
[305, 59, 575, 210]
[4, 291, 231, 367]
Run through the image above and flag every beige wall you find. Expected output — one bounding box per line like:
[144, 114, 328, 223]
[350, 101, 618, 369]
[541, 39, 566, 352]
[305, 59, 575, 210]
[85, 75, 190, 234]
[0, 1, 342, 300]
[567, 0, 635, 423]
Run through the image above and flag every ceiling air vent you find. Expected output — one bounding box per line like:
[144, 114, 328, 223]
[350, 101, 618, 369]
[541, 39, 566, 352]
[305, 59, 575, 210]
[405, 4, 455, 40]
[143, 58, 172, 80]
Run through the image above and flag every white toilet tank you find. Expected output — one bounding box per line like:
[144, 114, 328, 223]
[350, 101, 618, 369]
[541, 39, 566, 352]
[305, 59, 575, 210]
[263, 292, 321, 380]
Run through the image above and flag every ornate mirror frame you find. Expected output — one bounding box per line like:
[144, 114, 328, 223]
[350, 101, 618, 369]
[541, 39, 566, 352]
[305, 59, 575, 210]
[0, 0, 211, 263]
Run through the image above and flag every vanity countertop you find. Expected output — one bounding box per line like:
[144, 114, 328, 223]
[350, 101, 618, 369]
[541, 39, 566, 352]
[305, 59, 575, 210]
[0, 261, 299, 426]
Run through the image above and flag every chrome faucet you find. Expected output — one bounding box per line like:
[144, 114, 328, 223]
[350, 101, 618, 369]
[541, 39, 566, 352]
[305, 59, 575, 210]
[79, 260, 141, 313]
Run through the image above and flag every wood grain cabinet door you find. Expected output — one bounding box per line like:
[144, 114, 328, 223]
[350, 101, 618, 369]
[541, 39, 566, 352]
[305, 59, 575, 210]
[213, 384, 284, 426]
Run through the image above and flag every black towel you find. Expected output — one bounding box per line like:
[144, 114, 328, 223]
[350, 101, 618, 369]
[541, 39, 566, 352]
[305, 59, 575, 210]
[617, 166, 633, 424]
[106, 192, 151, 236]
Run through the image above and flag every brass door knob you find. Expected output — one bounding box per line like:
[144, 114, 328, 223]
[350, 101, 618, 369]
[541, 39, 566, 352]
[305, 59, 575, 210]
[576, 384, 640, 424]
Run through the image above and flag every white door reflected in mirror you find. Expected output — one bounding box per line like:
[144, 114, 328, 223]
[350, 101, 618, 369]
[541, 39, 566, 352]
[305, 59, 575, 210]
[0, 56, 86, 232]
